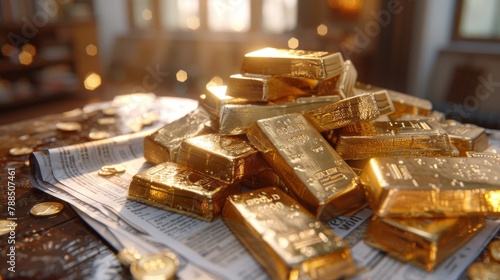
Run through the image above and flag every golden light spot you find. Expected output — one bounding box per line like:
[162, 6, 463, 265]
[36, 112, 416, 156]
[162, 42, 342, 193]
[328, 0, 363, 13]
[187, 15, 200, 30]
[288, 37, 299, 49]
[83, 72, 102, 90]
[2, 44, 15, 57]
[176, 70, 188, 82]
[86, 44, 98, 56]
[22, 44, 37, 56]
[142, 9, 153, 21]
[18, 51, 33, 65]
[317, 24, 328, 36]
[205, 76, 224, 89]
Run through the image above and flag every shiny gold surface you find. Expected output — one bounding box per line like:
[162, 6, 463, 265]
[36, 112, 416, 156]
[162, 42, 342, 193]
[467, 262, 500, 280]
[177, 134, 262, 184]
[364, 215, 485, 271]
[241, 47, 344, 79]
[128, 162, 237, 222]
[360, 157, 500, 217]
[222, 187, 356, 280]
[246, 113, 361, 220]
[30, 202, 64, 216]
[218, 96, 340, 135]
[130, 252, 179, 280]
[144, 107, 213, 164]
[335, 60, 357, 98]
[303, 91, 395, 132]
[331, 121, 456, 160]
[441, 122, 490, 156]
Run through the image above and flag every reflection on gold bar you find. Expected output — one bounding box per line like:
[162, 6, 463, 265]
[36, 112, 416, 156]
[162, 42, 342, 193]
[441, 121, 489, 156]
[177, 134, 262, 184]
[336, 60, 357, 98]
[247, 113, 362, 221]
[227, 74, 317, 102]
[354, 82, 432, 119]
[199, 86, 257, 119]
[303, 91, 395, 132]
[466, 151, 500, 159]
[331, 121, 456, 160]
[360, 157, 500, 217]
[364, 215, 485, 271]
[218, 95, 340, 135]
[128, 162, 238, 222]
[241, 47, 344, 79]
[222, 187, 356, 280]
[144, 107, 213, 164]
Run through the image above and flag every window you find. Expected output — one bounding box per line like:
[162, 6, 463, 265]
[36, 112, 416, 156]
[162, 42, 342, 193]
[454, 0, 500, 41]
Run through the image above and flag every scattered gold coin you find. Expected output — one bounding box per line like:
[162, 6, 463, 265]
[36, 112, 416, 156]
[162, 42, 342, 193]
[0, 220, 16, 236]
[130, 252, 179, 280]
[467, 262, 500, 280]
[98, 169, 116, 176]
[490, 240, 500, 263]
[56, 121, 82, 132]
[9, 146, 34, 156]
[98, 164, 127, 176]
[97, 117, 117, 125]
[117, 248, 142, 267]
[103, 108, 117, 116]
[88, 131, 110, 140]
[141, 112, 159, 126]
[30, 202, 64, 216]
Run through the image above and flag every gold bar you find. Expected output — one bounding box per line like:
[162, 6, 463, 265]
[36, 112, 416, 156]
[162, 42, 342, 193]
[241, 47, 344, 79]
[303, 91, 395, 132]
[199, 85, 258, 120]
[441, 121, 490, 156]
[335, 60, 357, 98]
[144, 107, 214, 164]
[177, 134, 263, 184]
[360, 157, 500, 217]
[218, 95, 341, 135]
[364, 215, 485, 271]
[128, 162, 238, 222]
[331, 121, 456, 160]
[466, 151, 500, 159]
[222, 187, 356, 280]
[227, 74, 317, 102]
[247, 113, 362, 220]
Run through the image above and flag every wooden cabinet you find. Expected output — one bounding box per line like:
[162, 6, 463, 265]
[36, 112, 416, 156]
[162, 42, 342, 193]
[0, 0, 100, 108]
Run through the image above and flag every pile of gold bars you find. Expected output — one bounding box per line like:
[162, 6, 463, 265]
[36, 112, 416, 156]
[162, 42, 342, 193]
[128, 47, 500, 279]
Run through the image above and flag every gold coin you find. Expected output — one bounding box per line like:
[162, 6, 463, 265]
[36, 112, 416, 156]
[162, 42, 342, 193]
[103, 108, 117, 116]
[98, 169, 116, 176]
[56, 121, 82, 132]
[0, 220, 17, 236]
[30, 202, 64, 216]
[97, 117, 117, 125]
[117, 248, 142, 267]
[88, 131, 110, 140]
[130, 252, 179, 280]
[141, 112, 159, 126]
[467, 262, 500, 280]
[490, 240, 500, 263]
[9, 146, 34, 156]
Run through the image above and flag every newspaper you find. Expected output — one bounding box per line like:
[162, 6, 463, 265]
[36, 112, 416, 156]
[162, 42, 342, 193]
[29, 113, 500, 280]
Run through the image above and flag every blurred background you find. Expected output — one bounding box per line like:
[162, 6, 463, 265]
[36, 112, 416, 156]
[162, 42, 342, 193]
[0, 0, 499, 128]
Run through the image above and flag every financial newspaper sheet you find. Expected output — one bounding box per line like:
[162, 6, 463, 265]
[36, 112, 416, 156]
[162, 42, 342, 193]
[30, 110, 500, 280]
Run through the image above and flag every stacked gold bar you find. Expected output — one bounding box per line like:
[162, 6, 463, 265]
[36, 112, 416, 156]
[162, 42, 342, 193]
[222, 187, 357, 280]
[247, 113, 365, 221]
[128, 162, 238, 222]
[441, 121, 490, 156]
[331, 120, 456, 160]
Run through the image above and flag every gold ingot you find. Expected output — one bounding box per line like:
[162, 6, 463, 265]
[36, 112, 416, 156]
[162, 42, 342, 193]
[0, 220, 16, 236]
[331, 121, 456, 160]
[9, 146, 34, 156]
[177, 134, 262, 184]
[144, 107, 213, 164]
[217, 95, 340, 135]
[441, 121, 489, 156]
[247, 113, 362, 220]
[130, 252, 179, 280]
[364, 215, 485, 272]
[241, 47, 344, 79]
[360, 157, 500, 217]
[354, 82, 432, 119]
[466, 151, 500, 159]
[303, 91, 395, 132]
[222, 187, 356, 280]
[128, 162, 238, 222]
[199, 85, 256, 120]
[335, 60, 357, 98]
[30, 202, 64, 216]
[467, 262, 500, 280]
